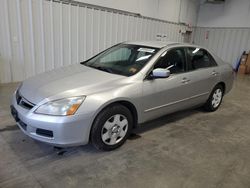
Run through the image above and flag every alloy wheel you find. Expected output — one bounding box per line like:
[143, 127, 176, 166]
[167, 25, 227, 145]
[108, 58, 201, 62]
[101, 114, 128, 145]
[211, 88, 222, 108]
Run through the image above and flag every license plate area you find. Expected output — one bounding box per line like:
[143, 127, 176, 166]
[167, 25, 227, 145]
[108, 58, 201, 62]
[10, 105, 19, 122]
[10, 105, 27, 131]
[19, 121, 27, 131]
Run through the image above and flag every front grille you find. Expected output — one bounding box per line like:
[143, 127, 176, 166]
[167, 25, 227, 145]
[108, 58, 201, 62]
[16, 90, 35, 110]
[36, 128, 53, 138]
[19, 100, 34, 109]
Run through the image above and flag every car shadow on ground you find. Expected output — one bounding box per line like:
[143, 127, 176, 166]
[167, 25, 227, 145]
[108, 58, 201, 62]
[133, 106, 205, 135]
[2, 106, 205, 158]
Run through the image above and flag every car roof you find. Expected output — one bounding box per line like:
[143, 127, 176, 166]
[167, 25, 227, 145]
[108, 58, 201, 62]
[123, 41, 225, 65]
[124, 41, 179, 48]
[124, 41, 200, 49]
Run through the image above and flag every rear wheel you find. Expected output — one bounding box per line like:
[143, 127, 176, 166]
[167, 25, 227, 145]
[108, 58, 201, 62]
[91, 104, 133, 151]
[204, 84, 224, 112]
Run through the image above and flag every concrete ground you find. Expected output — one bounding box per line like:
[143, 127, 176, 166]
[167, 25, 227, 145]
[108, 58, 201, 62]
[1, 75, 250, 188]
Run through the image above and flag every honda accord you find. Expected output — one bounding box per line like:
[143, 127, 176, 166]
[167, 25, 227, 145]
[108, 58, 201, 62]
[10, 41, 234, 150]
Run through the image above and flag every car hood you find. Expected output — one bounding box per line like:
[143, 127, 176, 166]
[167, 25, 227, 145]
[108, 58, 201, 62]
[19, 64, 125, 104]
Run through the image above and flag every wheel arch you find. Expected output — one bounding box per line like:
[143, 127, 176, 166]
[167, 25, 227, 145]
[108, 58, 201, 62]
[91, 99, 139, 130]
[216, 82, 226, 94]
[105, 100, 138, 128]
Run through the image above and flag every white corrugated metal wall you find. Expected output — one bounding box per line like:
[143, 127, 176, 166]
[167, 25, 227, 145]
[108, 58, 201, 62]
[193, 27, 250, 67]
[0, 0, 188, 83]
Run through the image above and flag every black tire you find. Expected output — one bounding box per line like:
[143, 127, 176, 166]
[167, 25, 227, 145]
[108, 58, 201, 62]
[90, 104, 133, 151]
[204, 84, 224, 112]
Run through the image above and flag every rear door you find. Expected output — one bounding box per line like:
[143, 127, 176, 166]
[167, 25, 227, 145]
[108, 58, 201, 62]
[182, 47, 221, 106]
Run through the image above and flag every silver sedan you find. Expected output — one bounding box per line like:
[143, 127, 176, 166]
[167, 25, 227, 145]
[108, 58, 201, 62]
[10, 41, 234, 150]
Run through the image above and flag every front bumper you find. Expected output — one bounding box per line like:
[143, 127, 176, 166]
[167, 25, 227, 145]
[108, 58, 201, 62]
[11, 94, 94, 147]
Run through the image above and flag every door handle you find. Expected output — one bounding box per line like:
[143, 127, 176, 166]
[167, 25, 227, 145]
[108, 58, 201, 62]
[211, 71, 218, 76]
[181, 78, 190, 84]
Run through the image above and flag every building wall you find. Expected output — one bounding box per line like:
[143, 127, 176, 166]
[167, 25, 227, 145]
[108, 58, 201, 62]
[197, 0, 250, 28]
[0, 0, 196, 83]
[78, 0, 199, 26]
[193, 0, 250, 67]
[193, 27, 250, 66]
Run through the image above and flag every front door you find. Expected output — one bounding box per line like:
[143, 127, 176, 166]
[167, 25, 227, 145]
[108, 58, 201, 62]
[141, 47, 194, 122]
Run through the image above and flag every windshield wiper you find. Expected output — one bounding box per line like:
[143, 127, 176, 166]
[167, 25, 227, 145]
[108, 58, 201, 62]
[87, 65, 114, 74]
[95, 66, 114, 73]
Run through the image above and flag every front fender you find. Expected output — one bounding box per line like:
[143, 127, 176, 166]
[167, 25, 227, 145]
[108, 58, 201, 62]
[76, 83, 143, 126]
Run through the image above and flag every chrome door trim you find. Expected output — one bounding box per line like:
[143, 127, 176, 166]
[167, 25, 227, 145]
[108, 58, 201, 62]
[144, 92, 209, 113]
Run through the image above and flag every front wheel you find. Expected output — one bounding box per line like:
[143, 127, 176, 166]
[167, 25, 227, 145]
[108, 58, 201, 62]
[204, 84, 224, 112]
[90, 104, 133, 151]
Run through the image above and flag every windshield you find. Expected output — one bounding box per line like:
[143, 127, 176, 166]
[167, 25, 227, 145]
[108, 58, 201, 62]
[82, 44, 159, 76]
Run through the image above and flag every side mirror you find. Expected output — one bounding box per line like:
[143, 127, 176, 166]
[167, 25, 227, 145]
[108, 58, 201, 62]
[151, 68, 170, 79]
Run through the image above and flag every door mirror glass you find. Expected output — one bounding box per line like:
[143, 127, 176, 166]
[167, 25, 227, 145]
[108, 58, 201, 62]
[152, 68, 170, 78]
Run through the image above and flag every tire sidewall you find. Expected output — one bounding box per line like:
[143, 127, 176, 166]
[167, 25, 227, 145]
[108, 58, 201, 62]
[91, 104, 133, 151]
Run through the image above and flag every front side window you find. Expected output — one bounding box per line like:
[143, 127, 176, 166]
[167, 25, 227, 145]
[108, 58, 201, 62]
[83, 44, 159, 76]
[154, 48, 186, 74]
[187, 48, 217, 70]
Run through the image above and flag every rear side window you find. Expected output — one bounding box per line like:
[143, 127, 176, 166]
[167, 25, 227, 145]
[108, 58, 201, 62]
[187, 48, 217, 70]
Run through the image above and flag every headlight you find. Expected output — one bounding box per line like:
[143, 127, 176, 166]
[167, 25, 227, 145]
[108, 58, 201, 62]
[35, 96, 85, 116]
